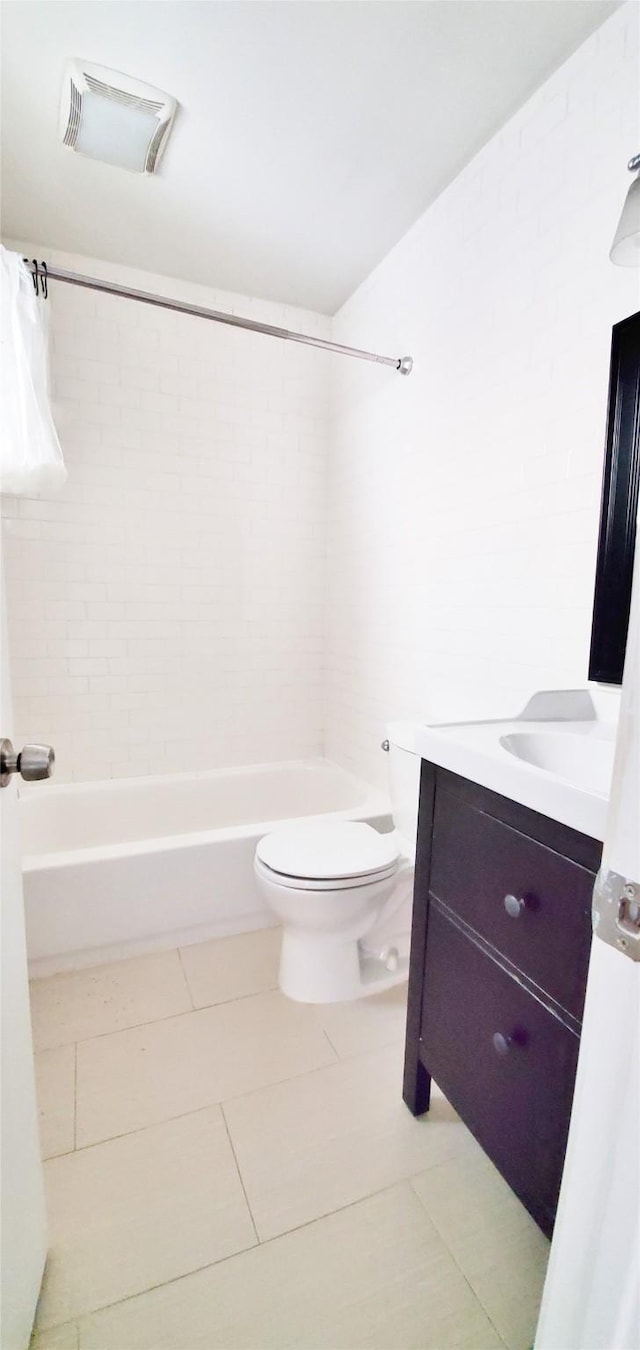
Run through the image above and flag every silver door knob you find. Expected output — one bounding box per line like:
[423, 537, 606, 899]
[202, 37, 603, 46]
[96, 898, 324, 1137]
[0, 738, 55, 787]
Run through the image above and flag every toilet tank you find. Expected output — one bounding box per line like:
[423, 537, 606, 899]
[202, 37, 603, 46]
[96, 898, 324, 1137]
[386, 722, 421, 857]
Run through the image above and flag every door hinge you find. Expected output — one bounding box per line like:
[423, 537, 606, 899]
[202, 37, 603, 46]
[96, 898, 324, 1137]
[592, 867, 640, 962]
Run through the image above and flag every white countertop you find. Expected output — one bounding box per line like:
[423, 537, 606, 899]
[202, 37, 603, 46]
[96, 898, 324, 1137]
[390, 688, 620, 842]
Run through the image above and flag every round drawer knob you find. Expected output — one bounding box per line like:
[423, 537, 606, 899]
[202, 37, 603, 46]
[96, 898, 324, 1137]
[492, 1032, 512, 1056]
[504, 893, 526, 919]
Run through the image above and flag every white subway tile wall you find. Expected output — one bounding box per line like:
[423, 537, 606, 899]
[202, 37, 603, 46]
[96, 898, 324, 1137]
[1, 257, 330, 780]
[326, 3, 640, 787]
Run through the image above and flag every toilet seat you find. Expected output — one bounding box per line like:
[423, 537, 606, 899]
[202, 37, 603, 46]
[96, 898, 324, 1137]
[255, 821, 400, 891]
[255, 855, 399, 891]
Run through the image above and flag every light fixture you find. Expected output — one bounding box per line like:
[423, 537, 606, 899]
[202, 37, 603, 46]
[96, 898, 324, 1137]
[610, 154, 640, 266]
[59, 59, 177, 174]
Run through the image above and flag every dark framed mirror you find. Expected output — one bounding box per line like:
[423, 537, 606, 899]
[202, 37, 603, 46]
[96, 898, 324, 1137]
[588, 310, 640, 686]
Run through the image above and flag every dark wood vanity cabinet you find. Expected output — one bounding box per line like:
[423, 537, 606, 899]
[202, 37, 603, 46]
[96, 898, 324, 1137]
[403, 761, 602, 1237]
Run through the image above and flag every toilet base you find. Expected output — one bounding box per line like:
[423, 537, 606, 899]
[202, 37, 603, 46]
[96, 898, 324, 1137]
[279, 928, 409, 1004]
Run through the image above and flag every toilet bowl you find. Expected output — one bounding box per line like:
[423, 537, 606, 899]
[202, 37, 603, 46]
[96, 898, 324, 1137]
[254, 726, 420, 1003]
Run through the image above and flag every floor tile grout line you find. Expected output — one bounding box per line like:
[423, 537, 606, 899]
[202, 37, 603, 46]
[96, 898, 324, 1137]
[31, 928, 282, 989]
[65, 1056, 341, 1155]
[33, 1316, 80, 1347]
[175, 945, 196, 1011]
[219, 1101, 260, 1247]
[34, 999, 407, 1057]
[404, 1178, 515, 1348]
[32, 950, 408, 1052]
[318, 1024, 340, 1060]
[407, 1173, 525, 1349]
[38, 1175, 444, 1337]
[44, 1112, 465, 1171]
[34, 981, 300, 1052]
[70, 1041, 407, 1153]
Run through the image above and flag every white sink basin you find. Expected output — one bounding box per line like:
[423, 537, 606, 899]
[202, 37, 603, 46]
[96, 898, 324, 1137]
[500, 731, 615, 797]
[403, 688, 621, 841]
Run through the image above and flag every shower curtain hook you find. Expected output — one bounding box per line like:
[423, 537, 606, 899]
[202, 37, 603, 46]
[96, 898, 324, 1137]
[24, 259, 39, 295]
[40, 261, 48, 300]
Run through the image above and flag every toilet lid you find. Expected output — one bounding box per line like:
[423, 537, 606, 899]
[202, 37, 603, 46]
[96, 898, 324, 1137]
[255, 821, 400, 882]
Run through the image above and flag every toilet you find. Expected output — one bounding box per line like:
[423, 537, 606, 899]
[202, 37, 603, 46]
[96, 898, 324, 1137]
[254, 725, 420, 1003]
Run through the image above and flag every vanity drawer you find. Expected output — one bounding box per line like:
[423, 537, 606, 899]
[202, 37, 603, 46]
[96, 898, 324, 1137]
[430, 784, 594, 1021]
[420, 902, 580, 1233]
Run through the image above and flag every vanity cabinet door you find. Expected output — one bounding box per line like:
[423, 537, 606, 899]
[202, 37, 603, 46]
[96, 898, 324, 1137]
[430, 784, 594, 1021]
[419, 902, 580, 1234]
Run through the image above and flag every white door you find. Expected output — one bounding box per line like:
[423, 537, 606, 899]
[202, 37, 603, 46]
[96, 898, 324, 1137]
[1, 579, 47, 1350]
[535, 541, 640, 1349]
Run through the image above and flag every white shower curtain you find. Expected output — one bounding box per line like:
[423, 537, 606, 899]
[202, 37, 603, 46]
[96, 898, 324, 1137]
[0, 247, 66, 496]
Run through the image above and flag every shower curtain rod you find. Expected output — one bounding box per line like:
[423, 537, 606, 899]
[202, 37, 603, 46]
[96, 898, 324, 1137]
[25, 260, 413, 375]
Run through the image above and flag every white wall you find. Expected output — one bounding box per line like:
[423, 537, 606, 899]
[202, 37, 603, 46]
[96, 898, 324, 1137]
[1, 249, 330, 781]
[327, 3, 640, 787]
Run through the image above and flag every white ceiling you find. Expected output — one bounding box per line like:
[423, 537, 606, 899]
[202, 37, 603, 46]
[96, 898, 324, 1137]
[1, 0, 619, 314]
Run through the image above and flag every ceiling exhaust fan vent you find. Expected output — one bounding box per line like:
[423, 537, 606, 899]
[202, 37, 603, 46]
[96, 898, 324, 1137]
[145, 121, 169, 175]
[84, 73, 164, 116]
[59, 59, 177, 174]
[63, 78, 82, 146]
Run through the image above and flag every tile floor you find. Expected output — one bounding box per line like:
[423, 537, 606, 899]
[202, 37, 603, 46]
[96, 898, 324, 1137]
[30, 927, 549, 1350]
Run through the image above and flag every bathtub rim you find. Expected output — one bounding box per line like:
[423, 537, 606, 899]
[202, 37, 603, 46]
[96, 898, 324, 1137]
[19, 754, 365, 801]
[22, 800, 391, 872]
[20, 756, 390, 872]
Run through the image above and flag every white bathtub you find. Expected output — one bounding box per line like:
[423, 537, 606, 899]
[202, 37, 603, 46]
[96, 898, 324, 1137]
[20, 759, 390, 977]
